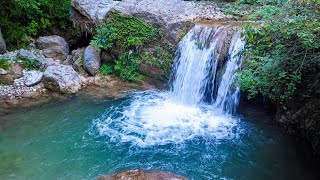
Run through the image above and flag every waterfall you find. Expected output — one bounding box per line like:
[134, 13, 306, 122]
[93, 24, 245, 146]
[171, 25, 245, 113]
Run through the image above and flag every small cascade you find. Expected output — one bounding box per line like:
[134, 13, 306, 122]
[171, 25, 245, 113]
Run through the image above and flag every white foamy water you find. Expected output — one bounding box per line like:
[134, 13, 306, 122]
[93, 91, 240, 147]
[92, 25, 245, 147]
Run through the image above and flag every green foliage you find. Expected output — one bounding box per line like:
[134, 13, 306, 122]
[91, 12, 160, 52]
[0, 57, 11, 70]
[23, 59, 39, 70]
[91, 12, 168, 82]
[99, 63, 114, 76]
[238, 1, 320, 108]
[114, 52, 141, 82]
[0, 0, 71, 50]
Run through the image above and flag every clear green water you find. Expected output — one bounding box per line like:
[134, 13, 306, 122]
[0, 91, 319, 179]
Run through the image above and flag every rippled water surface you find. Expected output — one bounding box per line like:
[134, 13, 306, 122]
[0, 91, 319, 179]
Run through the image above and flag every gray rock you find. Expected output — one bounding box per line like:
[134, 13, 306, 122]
[23, 70, 43, 86]
[36, 35, 69, 61]
[17, 49, 38, 62]
[71, 0, 120, 20]
[71, 0, 229, 44]
[43, 65, 81, 93]
[40, 58, 60, 68]
[83, 45, 101, 75]
[0, 28, 6, 54]
[70, 48, 85, 72]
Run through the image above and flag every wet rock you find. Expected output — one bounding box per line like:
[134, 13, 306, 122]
[23, 70, 43, 86]
[139, 61, 167, 88]
[83, 45, 101, 75]
[0, 28, 6, 54]
[36, 35, 69, 61]
[43, 65, 81, 93]
[98, 170, 188, 180]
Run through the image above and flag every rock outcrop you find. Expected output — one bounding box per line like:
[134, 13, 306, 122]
[70, 48, 85, 72]
[0, 63, 23, 84]
[23, 70, 43, 86]
[36, 35, 69, 61]
[0, 28, 6, 54]
[83, 45, 101, 75]
[43, 65, 81, 93]
[98, 170, 188, 180]
[71, 0, 229, 44]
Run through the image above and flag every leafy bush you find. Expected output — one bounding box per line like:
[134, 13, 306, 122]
[0, 0, 71, 50]
[91, 12, 162, 82]
[91, 12, 160, 52]
[238, 1, 320, 108]
[23, 59, 39, 70]
[99, 63, 114, 76]
[114, 52, 141, 82]
[0, 57, 11, 70]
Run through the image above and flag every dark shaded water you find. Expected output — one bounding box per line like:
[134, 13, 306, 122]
[0, 91, 319, 179]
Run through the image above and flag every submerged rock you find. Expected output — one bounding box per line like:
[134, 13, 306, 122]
[0, 28, 6, 54]
[23, 70, 43, 86]
[98, 170, 188, 180]
[83, 45, 101, 76]
[36, 35, 69, 61]
[42, 65, 81, 93]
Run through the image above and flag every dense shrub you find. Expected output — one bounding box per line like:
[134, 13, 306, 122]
[238, 1, 320, 108]
[0, 0, 71, 50]
[91, 12, 173, 82]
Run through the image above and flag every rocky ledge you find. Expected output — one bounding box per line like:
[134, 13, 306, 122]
[97, 170, 188, 180]
[71, 0, 230, 44]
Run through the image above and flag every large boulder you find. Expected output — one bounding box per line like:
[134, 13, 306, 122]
[98, 170, 188, 180]
[83, 45, 101, 75]
[71, 0, 229, 44]
[71, 0, 120, 20]
[23, 70, 43, 86]
[42, 65, 81, 93]
[36, 35, 69, 61]
[0, 28, 6, 54]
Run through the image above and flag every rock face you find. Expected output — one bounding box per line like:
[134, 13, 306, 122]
[23, 70, 43, 86]
[83, 45, 101, 75]
[0, 28, 6, 54]
[71, 0, 229, 44]
[98, 170, 188, 180]
[43, 65, 81, 93]
[36, 35, 69, 61]
[71, 0, 120, 20]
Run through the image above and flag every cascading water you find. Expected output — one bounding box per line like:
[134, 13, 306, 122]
[92, 24, 245, 146]
[171, 25, 245, 113]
